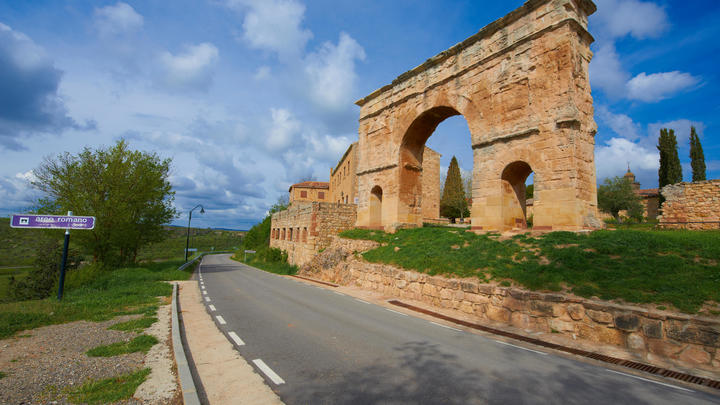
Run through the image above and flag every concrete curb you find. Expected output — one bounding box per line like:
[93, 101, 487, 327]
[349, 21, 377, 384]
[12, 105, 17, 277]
[171, 282, 201, 405]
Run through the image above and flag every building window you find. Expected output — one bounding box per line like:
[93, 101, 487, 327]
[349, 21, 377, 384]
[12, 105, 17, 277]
[303, 227, 308, 242]
[319, 191, 325, 199]
[300, 190, 307, 198]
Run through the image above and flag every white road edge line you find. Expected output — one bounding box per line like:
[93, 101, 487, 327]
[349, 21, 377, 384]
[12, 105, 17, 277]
[208, 305, 216, 311]
[333, 291, 345, 296]
[228, 331, 245, 346]
[216, 315, 226, 325]
[205, 297, 211, 302]
[253, 359, 285, 385]
[385, 308, 408, 316]
[202, 290, 207, 295]
[606, 369, 693, 392]
[355, 299, 370, 304]
[430, 321, 462, 332]
[494, 340, 548, 356]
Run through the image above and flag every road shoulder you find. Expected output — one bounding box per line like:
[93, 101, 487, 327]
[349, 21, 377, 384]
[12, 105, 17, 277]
[176, 280, 283, 405]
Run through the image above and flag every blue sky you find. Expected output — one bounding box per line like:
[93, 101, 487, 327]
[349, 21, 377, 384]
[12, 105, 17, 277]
[0, 0, 717, 229]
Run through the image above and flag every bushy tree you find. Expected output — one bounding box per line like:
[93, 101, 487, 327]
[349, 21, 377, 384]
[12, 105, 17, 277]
[10, 237, 82, 300]
[597, 176, 644, 223]
[440, 156, 469, 222]
[689, 126, 706, 182]
[32, 140, 177, 267]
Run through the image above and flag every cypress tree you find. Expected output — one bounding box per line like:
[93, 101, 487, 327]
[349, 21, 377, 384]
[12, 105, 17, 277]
[440, 156, 468, 222]
[689, 126, 706, 181]
[658, 128, 683, 191]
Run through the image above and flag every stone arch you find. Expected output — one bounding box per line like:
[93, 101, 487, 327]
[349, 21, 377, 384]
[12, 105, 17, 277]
[369, 185, 383, 228]
[398, 106, 473, 226]
[501, 161, 533, 229]
[354, 0, 601, 232]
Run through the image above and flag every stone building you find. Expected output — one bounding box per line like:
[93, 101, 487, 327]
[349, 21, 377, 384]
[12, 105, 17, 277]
[624, 168, 660, 220]
[330, 143, 359, 205]
[270, 202, 357, 266]
[289, 181, 330, 205]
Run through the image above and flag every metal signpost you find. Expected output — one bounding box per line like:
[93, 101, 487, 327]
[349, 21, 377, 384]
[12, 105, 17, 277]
[10, 212, 96, 300]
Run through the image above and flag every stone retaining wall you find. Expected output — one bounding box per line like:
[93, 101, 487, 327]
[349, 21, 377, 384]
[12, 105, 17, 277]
[300, 237, 720, 375]
[270, 202, 357, 266]
[659, 180, 720, 230]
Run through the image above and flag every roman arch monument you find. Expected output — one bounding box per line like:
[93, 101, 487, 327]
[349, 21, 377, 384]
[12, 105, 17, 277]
[355, 0, 602, 232]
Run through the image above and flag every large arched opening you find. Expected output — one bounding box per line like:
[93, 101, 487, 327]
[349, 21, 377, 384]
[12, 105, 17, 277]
[398, 106, 473, 226]
[369, 185, 383, 228]
[501, 161, 534, 229]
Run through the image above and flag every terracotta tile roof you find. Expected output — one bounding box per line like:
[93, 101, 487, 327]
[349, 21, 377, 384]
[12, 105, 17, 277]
[637, 188, 659, 197]
[289, 181, 330, 191]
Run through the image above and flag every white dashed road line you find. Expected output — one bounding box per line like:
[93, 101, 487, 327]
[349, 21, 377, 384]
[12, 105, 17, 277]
[355, 299, 370, 304]
[228, 331, 246, 346]
[205, 297, 211, 302]
[333, 291, 345, 296]
[606, 369, 693, 392]
[216, 315, 227, 325]
[208, 305, 216, 311]
[203, 290, 208, 295]
[385, 308, 408, 316]
[430, 321, 462, 332]
[252, 359, 285, 385]
[494, 340, 548, 356]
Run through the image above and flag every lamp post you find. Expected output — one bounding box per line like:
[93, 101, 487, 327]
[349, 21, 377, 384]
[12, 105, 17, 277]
[185, 204, 205, 262]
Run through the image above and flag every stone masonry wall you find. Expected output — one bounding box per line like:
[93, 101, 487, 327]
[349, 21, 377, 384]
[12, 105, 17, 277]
[270, 202, 357, 266]
[659, 180, 720, 230]
[300, 237, 720, 375]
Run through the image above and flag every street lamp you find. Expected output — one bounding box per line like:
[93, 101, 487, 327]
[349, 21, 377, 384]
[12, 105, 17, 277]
[185, 204, 205, 262]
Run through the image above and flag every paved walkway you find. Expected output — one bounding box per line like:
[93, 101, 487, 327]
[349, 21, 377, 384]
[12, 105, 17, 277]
[177, 279, 283, 405]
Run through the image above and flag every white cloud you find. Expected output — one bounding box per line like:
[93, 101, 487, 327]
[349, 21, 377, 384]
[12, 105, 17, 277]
[595, 137, 658, 182]
[266, 108, 301, 151]
[590, 43, 628, 99]
[627, 71, 700, 102]
[226, 0, 312, 61]
[592, 0, 669, 40]
[596, 105, 640, 140]
[94, 2, 144, 37]
[647, 119, 705, 148]
[0, 171, 42, 216]
[304, 32, 366, 113]
[159, 43, 219, 91]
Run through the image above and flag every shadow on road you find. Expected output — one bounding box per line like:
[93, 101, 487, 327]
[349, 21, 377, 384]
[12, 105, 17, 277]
[285, 341, 660, 405]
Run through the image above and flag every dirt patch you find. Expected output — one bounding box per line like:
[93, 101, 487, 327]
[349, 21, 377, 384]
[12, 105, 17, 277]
[0, 316, 144, 404]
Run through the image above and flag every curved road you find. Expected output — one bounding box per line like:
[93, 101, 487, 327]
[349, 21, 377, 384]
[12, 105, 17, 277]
[195, 254, 720, 404]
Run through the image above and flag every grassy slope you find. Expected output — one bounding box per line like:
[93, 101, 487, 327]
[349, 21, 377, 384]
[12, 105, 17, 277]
[0, 259, 191, 339]
[340, 227, 720, 313]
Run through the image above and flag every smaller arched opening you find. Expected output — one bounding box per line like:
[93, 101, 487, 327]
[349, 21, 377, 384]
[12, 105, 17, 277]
[369, 186, 383, 228]
[501, 161, 533, 229]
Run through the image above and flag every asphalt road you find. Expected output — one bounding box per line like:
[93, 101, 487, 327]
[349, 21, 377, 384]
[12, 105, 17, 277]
[196, 254, 720, 405]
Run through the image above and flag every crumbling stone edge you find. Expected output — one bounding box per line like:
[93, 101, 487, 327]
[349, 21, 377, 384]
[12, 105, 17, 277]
[171, 282, 201, 405]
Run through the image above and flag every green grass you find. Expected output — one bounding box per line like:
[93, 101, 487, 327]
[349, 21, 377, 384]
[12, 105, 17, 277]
[0, 267, 31, 303]
[0, 371, 6, 379]
[339, 227, 720, 313]
[108, 317, 158, 333]
[0, 259, 191, 339]
[68, 368, 150, 404]
[86, 334, 158, 357]
[231, 253, 298, 275]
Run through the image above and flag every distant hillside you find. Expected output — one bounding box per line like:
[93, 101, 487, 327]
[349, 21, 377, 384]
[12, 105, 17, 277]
[0, 217, 245, 266]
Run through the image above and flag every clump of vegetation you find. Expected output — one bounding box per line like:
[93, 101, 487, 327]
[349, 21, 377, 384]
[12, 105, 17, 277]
[108, 317, 157, 333]
[86, 334, 158, 357]
[232, 197, 298, 275]
[597, 176, 643, 223]
[8, 237, 82, 302]
[340, 226, 720, 313]
[69, 368, 150, 404]
[0, 259, 190, 339]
